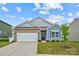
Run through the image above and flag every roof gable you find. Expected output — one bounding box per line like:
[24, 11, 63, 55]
[28, 17, 53, 27]
[15, 17, 53, 28]
[48, 24, 60, 30]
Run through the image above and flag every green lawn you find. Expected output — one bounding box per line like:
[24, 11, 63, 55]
[0, 39, 13, 48]
[37, 41, 79, 55]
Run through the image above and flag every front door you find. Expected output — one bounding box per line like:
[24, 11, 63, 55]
[41, 30, 46, 40]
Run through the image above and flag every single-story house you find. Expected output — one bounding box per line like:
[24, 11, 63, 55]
[69, 18, 79, 41]
[14, 17, 63, 42]
[0, 20, 12, 39]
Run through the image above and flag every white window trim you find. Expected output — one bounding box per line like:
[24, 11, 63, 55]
[51, 30, 60, 37]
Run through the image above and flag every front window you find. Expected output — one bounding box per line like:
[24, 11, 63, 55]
[52, 32, 55, 37]
[56, 32, 59, 37]
[51, 31, 60, 37]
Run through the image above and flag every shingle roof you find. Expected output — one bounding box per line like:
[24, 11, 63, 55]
[69, 18, 79, 26]
[0, 20, 12, 27]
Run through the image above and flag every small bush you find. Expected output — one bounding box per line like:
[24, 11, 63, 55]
[64, 38, 69, 42]
[38, 40, 41, 42]
[52, 40, 55, 42]
[47, 40, 50, 42]
[56, 40, 59, 42]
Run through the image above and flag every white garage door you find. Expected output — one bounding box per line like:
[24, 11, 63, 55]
[17, 33, 38, 41]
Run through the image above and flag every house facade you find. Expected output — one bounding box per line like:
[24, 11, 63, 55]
[0, 20, 12, 38]
[14, 17, 63, 42]
[69, 18, 79, 41]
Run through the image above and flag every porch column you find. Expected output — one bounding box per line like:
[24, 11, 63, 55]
[39, 29, 41, 40]
[46, 29, 49, 40]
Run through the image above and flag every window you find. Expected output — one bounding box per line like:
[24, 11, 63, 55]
[56, 32, 59, 37]
[52, 32, 55, 37]
[51, 31, 60, 37]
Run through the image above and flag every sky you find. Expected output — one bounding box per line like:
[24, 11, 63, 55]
[0, 3, 79, 26]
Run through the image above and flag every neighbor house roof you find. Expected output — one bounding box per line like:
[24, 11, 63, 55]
[69, 18, 79, 26]
[0, 20, 12, 27]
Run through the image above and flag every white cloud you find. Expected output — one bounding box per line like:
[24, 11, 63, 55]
[34, 3, 41, 9]
[2, 3, 6, 5]
[77, 12, 79, 16]
[68, 12, 73, 16]
[62, 13, 64, 15]
[47, 15, 74, 24]
[1, 6, 8, 12]
[77, 4, 79, 7]
[20, 17, 25, 20]
[28, 17, 32, 20]
[16, 7, 21, 13]
[33, 3, 41, 11]
[44, 3, 63, 11]
[26, 17, 32, 21]
[33, 3, 63, 10]
[6, 15, 16, 18]
[46, 15, 64, 24]
[67, 18, 74, 23]
[33, 3, 63, 14]
[20, 17, 32, 21]
[0, 3, 6, 6]
[39, 10, 49, 14]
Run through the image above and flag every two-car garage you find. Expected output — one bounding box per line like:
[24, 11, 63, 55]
[14, 27, 40, 42]
[16, 33, 38, 41]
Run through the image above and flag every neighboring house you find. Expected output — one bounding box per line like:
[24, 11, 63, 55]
[0, 20, 12, 38]
[14, 17, 63, 42]
[69, 18, 79, 41]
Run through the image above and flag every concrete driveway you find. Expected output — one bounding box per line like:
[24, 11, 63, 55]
[0, 42, 37, 56]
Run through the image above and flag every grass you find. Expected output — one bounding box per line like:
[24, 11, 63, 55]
[0, 39, 13, 48]
[37, 41, 79, 55]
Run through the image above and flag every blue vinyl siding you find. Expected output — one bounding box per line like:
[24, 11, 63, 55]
[47, 24, 63, 41]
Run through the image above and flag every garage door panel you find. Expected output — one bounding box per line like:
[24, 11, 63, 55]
[17, 33, 38, 41]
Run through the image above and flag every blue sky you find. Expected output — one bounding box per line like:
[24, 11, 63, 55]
[0, 3, 79, 26]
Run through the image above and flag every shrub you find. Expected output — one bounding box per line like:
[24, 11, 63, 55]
[52, 40, 55, 42]
[38, 40, 41, 42]
[47, 40, 50, 42]
[56, 40, 59, 42]
[64, 38, 68, 42]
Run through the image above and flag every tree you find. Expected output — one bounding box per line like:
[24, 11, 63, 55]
[61, 24, 69, 42]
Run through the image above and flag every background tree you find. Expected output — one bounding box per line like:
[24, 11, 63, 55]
[61, 24, 69, 42]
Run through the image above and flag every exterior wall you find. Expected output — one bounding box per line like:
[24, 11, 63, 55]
[48, 25, 63, 41]
[50, 30, 63, 41]
[14, 27, 41, 41]
[0, 21, 12, 38]
[69, 19, 79, 41]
